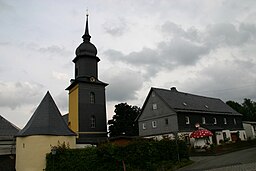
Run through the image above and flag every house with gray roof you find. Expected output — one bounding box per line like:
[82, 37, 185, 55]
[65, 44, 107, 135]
[0, 115, 19, 155]
[0, 115, 19, 171]
[137, 87, 246, 145]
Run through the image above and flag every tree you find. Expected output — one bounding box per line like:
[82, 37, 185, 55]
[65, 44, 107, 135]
[226, 98, 256, 121]
[242, 98, 256, 121]
[108, 103, 141, 137]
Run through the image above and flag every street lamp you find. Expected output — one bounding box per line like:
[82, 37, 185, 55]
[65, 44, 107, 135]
[51, 146, 57, 171]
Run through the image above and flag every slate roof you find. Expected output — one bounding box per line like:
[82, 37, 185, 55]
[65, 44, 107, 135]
[16, 91, 76, 137]
[151, 87, 242, 115]
[0, 115, 20, 137]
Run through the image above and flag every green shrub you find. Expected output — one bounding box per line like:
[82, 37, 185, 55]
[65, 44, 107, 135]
[45, 139, 189, 171]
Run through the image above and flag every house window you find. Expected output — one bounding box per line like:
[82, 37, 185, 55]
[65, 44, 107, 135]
[165, 118, 169, 125]
[91, 115, 96, 128]
[152, 103, 157, 110]
[202, 117, 206, 124]
[234, 118, 237, 125]
[152, 121, 157, 128]
[224, 118, 227, 125]
[142, 123, 146, 130]
[185, 116, 190, 124]
[90, 92, 95, 104]
[213, 117, 217, 124]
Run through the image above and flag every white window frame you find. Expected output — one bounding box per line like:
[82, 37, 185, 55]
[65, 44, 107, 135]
[152, 103, 157, 110]
[91, 115, 96, 128]
[152, 121, 157, 128]
[202, 117, 206, 124]
[234, 118, 237, 125]
[185, 116, 190, 125]
[224, 118, 227, 125]
[142, 123, 146, 130]
[213, 117, 217, 125]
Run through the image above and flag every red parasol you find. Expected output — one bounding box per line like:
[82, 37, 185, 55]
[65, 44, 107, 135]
[190, 128, 213, 138]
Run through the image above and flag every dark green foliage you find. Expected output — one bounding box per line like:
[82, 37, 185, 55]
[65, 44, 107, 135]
[108, 103, 141, 137]
[226, 98, 256, 121]
[45, 139, 189, 171]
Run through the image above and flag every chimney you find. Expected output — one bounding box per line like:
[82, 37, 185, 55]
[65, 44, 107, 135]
[170, 87, 177, 91]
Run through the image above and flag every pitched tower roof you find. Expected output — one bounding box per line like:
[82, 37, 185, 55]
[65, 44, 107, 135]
[16, 91, 76, 137]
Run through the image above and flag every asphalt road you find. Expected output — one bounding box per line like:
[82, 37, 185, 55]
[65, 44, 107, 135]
[178, 147, 256, 171]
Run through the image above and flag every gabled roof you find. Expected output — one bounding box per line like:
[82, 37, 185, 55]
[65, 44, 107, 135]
[153, 87, 242, 115]
[16, 91, 76, 137]
[0, 115, 20, 137]
[139, 87, 242, 118]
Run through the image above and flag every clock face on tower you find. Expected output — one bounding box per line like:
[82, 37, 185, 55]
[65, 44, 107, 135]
[90, 76, 96, 82]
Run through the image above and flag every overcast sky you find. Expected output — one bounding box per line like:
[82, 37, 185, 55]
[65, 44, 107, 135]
[1, 0, 256, 128]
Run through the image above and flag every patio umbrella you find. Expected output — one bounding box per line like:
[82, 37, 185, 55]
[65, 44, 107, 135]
[190, 128, 213, 138]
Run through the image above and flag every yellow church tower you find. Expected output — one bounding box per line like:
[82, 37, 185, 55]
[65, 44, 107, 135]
[66, 14, 108, 144]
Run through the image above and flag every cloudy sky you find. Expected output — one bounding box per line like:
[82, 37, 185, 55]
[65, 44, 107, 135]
[1, 0, 256, 128]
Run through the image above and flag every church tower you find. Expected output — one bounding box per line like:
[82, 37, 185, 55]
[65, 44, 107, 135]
[66, 14, 108, 144]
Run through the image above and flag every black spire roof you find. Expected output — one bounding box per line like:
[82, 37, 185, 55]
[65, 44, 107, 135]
[16, 91, 76, 137]
[75, 13, 98, 57]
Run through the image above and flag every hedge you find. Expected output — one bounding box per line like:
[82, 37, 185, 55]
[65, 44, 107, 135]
[45, 139, 189, 171]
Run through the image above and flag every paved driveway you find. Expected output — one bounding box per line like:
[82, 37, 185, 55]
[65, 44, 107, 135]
[178, 147, 256, 171]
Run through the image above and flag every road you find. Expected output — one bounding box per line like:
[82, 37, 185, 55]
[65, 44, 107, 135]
[178, 147, 256, 171]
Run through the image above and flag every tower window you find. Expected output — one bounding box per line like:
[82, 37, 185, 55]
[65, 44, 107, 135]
[91, 115, 96, 128]
[90, 92, 95, 104]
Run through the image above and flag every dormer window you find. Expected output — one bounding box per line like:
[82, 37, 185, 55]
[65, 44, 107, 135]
[152, 92, 155, 97]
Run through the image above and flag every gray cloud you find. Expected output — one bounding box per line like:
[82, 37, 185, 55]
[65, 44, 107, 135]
[55, 91, 68, 113]
[105, 68, 144, 102]
[103, 18, 129, 36]
[37, 45, 73, 57]
[105, 21, 256, 81]
[0, 81, 44, 109]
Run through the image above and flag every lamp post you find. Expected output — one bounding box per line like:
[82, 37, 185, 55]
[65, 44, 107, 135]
[51, 147, 57, 171]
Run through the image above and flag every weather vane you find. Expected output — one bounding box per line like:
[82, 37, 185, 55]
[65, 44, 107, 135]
[86, 9, 89, 17]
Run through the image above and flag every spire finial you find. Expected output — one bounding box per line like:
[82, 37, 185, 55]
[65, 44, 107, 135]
[82, 10, 91, 42]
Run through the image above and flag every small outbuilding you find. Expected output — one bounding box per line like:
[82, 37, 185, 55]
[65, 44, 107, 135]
[16, 92, 76, 171]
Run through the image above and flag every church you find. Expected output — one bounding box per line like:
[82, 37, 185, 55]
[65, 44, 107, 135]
[15, 14, 108, 171]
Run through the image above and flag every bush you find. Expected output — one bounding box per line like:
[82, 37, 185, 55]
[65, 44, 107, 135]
[45, 139, 189, 171]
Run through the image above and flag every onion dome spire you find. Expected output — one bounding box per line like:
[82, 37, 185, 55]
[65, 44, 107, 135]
[75, 12, 98, 57]
[82, 12, 91, 42]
